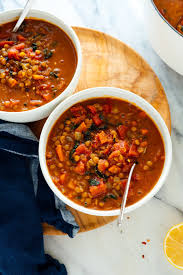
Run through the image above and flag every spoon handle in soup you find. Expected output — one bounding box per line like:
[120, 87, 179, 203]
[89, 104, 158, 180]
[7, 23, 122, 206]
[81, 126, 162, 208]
[12, 0, 34, 33]
[118, 163, 136, 228]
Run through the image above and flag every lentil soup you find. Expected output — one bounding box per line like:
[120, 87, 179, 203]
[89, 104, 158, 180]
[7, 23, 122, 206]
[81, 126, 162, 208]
[0, 19, 77, 112]
[154, 0, 183, 35]
[46, 98, 165, 210]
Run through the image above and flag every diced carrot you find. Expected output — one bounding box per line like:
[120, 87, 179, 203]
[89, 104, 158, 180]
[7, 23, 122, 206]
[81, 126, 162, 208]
[109, 150, 120, 160]
[98, 131, 108, 144]
[74, 115, 86, 124]
[128, 143, 139, 157]
[98, 159, 109, 172]
[117, 125, 128, 139]
[60, 173, 66, 184]
[14, 43, 25, 50]
[42, 93, 52, 101]
[75, 144, 90, 155]
[141, 129, 148, 135]
[87, 105, 97, 115]
[0, 40, 14, 47]
[89, 183, 107, 198]
[92, 114, 102, 126]
[56, 145, 64, 162]
[71, 105, 86, 117]
[67, 180, 76, 189]
[17, 34, 26, 41]
[113, 140, 129, 154]
[33, 74, 44, 80]
[75, 161, 85, 175]
[8, 48, 19, 60]
[76, 122, 87, 132]
[8, 78, 17, 88]
[108, 165, 120, 174]
[30, 100, 43, 106]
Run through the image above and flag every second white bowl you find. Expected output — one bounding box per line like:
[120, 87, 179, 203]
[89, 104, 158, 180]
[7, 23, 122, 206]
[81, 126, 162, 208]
[0, 9, 82, 123]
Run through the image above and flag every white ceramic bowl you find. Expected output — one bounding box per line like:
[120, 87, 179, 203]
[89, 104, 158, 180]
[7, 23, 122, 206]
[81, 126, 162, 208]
[39, 87, 172, 216]
[146, 0, 183, 75]
[0, 9, 82, 122]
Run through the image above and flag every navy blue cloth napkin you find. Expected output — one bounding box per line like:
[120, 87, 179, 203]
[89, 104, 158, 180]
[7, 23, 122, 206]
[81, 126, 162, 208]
[0, 121, 79, 275]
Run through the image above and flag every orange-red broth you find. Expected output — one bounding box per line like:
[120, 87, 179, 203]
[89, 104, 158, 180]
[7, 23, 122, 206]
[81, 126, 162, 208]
[154, 0, 183, 35]
[46, 98, 165, 210]
[0, 19, 77, 111]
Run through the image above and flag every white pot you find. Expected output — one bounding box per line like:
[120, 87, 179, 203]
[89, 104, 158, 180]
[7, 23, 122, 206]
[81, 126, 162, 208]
[0, 9, 82, 122]
[39, 87, 172, 216]
[146, 0, 183, 75]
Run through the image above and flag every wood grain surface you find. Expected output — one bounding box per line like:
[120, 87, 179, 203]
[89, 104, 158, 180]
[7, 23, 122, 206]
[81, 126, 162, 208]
[29, 27, 171, 235]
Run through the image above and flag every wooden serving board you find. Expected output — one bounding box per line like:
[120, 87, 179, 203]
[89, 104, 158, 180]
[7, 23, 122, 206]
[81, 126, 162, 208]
[30, 27, 171, 235]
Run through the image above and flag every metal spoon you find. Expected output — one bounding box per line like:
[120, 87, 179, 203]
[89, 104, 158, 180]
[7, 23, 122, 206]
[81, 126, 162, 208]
[118, 163, 136, 228]
[12, 0, 34, 33]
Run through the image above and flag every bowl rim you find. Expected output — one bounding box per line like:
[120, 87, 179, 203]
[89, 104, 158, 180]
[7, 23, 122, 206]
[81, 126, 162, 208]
[0, 8, 82, 121]
[39, 87, 172, 216]
[150, 0, 183, 39]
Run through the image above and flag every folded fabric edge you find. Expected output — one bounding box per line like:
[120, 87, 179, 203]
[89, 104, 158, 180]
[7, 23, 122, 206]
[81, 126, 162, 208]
[40, 195, 80, 238]
[54, 195, 80, 237]
[0, 122, 38, 142]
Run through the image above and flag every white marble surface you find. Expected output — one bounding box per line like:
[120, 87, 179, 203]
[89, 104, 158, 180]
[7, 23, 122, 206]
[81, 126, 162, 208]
[1, 0, 183, 274]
